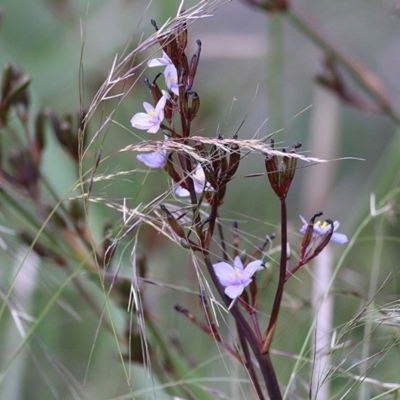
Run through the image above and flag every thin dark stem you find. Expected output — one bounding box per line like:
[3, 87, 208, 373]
[261, 198, 287, 354]
[285, 260, 306, 282]
[236, 321, 266, 400]
[202, 252, 282, 399]
[216, 214, 228, 261]
[251, 312, 262, 344]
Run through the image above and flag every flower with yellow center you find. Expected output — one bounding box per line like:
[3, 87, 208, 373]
[130, 91, 169, 134]
[213, 256, 263, 300]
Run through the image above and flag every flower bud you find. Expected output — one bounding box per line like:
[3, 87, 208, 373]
[299, 212, 323, 260]
[186, 90, 200, 121]
[1, 64, 30, 109]
[160, 204, 187, 241]
[223, 142, 240, 183]
[265, 140, 301, 199]
[188, 40, 201, 88]
[144, 75, 163, 104]
[176, 21, 188, 58]
[151, 19, 179, 67]
[8, 148, 39, 197]
[311, 219, 334, 257]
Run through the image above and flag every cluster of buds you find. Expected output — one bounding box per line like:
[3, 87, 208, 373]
[0, 64, 30, 127]
[0, 64, 42, 198]
[131, 19, 201, 139]
[0, 61, 118, 270]
[131, 19, 202, 176]
[0, 63, 89, 199]
[46, 108, 88, 162]
[130, 20, 243, 208]
[128, 21, 248, 254]
[264, 140, 301, 200]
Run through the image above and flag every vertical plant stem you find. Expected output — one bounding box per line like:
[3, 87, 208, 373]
[236, 322, 265, 400]
[216, 217, 228, 261]
[261, 198, 287, 354]
[202, 252, 282, 399]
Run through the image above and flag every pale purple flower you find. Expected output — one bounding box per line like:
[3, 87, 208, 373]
[147, 52, 179, 96]
[175, 164, 212, 197]
[213, 256, 264, 300]
[164, 64, 179, 96]
[137, 150, 167, 168]
[137, 136, 168, 168]
[299, 215, 348, 244]
[130, 91, 169, 134]
[147, 51, 172, 68]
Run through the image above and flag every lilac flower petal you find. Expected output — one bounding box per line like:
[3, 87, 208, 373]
[165, 64, 179, 96]
[175, 164, 213, 197]
[299, 215, 348, 245]
[213, 261, 236, 287]
[143, 102, 154, 114]
[130, 113, 154, 130]
[130, 94, 168, 134]
[155, 94, 168, 114]
[147, 52, 172, 67]
[233, 256, 244, 271]
[225, 284, 246, 300]
[175, 186, 190, 197]
[242, 260, 263, 279]
[331, 232, 348, 244]
[213, 256, 264, 301]
[137, 152, 166, 168]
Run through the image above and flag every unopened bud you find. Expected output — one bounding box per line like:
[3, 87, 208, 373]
[265, 140, 301, 199]
[224, 142, 240, 183]
[187, 91, 200, 121]
[188, 39, 201, 88]
[34, 110, 46, 154]
[144, 75, 163, 105]
[300, 212, 323, 260]
[160, 204, 187, 240]
[312, 219, 334, 257]
[176, 22, 188, 57]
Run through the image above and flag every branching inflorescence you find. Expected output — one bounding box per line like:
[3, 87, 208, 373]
[0, 13, 349, 399]
[128, 19, 348, 400]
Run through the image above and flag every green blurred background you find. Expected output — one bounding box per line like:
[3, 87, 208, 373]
[1, 0, 400, 399]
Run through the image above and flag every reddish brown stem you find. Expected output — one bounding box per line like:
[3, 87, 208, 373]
[261, 198, 287, 354]
[203, 252, 282, 399]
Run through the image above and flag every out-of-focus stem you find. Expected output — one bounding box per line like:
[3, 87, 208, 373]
[216, 217, 228, 261]
[145, 316, 215, 400]
[247, 0, 400, 124]
[266, 13, 285, 136]
[285, 5, 400, 125]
